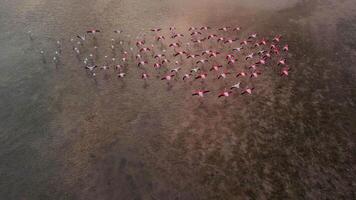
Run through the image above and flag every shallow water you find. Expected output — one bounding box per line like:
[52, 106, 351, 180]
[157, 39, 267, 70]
[0, 0, 355, 199]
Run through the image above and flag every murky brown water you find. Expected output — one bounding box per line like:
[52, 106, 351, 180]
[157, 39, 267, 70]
[0, 0, 355, 199]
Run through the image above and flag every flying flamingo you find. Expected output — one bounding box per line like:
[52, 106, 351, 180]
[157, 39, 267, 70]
[207, 34, 217, 39]
[210, 65, 223, 71]
[283, 44, 289, 52]
[250, 71, 261, 78]
[233, 47, 243, 52]
[87, 29, 100, 34]
[218, 90, 233, 98]
[227, 59, 238, 65]
[117, 73, 126, 78]
[218, 27, 230, 31]
[190, 67, 201, 73]
[236, 71, 247, 77]
[172, 33, 184, 38]
[280, 67, 291, 76]
[230, 82, 241, 90]
[141, 73, 149, 79]
[138, 61, 148, 67]
[218, 71, 231, 79]
[187, 54, 200, 59]
[170, 67, 181, 73]
[183, 73, 193, 80]
[169, 43, 180, 48]
[151, 28, 162, 32]
[248, 33, 257, 39]
[278, 59, 287, 66]
[192, 90, 210, 97]
[156, 36, 165, 41]
[241, 87, 255, 95]
[191, 31, 202, 36]
[196, 59, 209, 65]
[273, 35, 282, 43]
[161, 74, 175, 81]
[195, 73, 208, 80]
[245, 53, 255, 60]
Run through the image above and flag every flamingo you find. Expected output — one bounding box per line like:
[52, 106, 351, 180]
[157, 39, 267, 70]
[100, 65, 110, 70]
[248, 33, 257, 39]
[280, 67, 291, 76]
[259, 38, 268, 45]
[77, 35, 86, 41]
[87, 29, 100, 34]
[183, 73, 193, 80]
[210, 65, 223, 71]
[217, 37, 225, 43]
[161, 74, 175, 81]
[230, 82, 241, 89]
[187, 54, 200, 59]
[136, 40, 145, 46]
[172, 33, 184, 38]
[245, 53, 254, 60]
[141, 73, 149, 80]
[257, 50, 267, 55]
[224, 38, 238, 44]
[153, 63, 162, 69]
[240, 40, 250, 46]
[218, 71, 231, 79]
[263, 53, 272, 59]
[196, 59, 209, 65]
[278, 59, 287, 66]
[174, 51, 187, 57]
[190, 67, 201, 73]
[169, 43, 180, 48]
[283, 44, 289, 52]
[156, 36, 165, 41]
[200, 26, 211, 30]
[191, 31, 202, 36]
[218, 90, 233, 98]
[226, 54, 235, 60]
[85, 65, 97, 71]
[202, 50, 213, 55]
[192, 90, 210, 97]
[139, 47, 151, 52]
[154, 54, 165, 59]
[273, 35, 282, 43]
[236, 71, 247, 77]
[249, 64, 257, 70]
[151, 28, 162, 32]
[218, 27, 230, 31]
[161, 59, 170, 64]
[232, 47, 243, 52]
[255, 59, 266, 65]
[170, 67, 181, 73]
[250, 71, 261, 78]
[209, 51, 220, 58]
[232, 27, 241, 31]
[192, 38, 206, 43]
[115, 64, 123, 70]
[138, 61, 148, 67]
[241, 87, 255, 95]
[136, 54, 142, 60]
[117, 73, 126, 78]
[207, 34, 217, 39]
[195, 73, 208, 80]
[227, 59, 238, 65]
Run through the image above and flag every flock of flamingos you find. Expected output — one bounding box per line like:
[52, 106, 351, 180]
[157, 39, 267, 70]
[38, 25, 290, 100]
